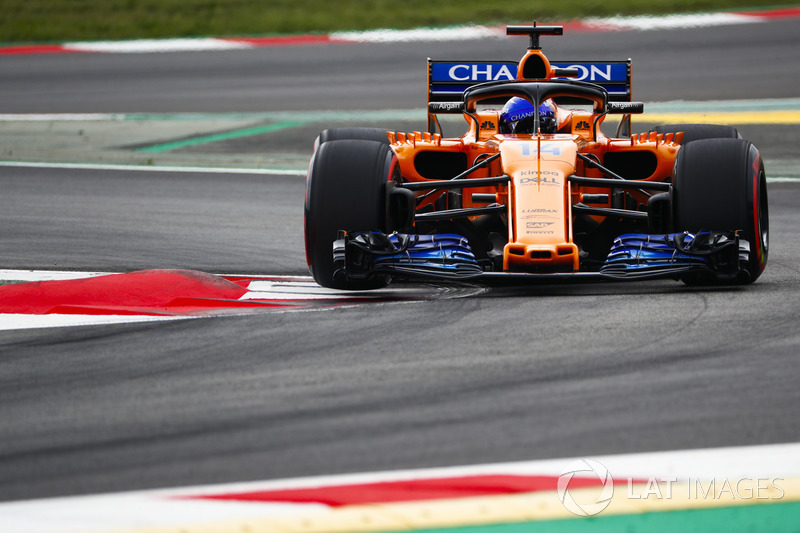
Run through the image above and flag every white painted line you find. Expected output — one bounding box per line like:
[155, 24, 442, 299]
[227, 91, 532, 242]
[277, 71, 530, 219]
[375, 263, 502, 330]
[0, 113, 127, 121]
[768, 177, 800, 183]
[240, 291, 377, 300]
[0, 270, 317, 284]
[332, 25, 502, 43]
[0, 269, 115, 282]
[0, 161, 305, 176]
[63, 38, 253, 54]
[241, 280, 428, 300]
[0, 496, 327, 533]
[0, 313, 189, 331]
[241, 279, 362, 300]
[586, 12, 763, 31]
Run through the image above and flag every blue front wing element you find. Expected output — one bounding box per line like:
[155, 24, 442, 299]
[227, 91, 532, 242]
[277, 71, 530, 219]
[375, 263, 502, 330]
[600, 231, 741, 279]
[333, 232, 483, 281]
[334, 230, 742, 283]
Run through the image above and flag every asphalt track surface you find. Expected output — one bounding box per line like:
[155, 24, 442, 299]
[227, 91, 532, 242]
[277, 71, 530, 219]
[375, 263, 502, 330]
[1, 19, 800, 502]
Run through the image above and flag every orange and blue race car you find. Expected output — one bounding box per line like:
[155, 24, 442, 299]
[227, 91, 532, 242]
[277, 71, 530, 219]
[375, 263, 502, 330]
[304, 23, 769, 289]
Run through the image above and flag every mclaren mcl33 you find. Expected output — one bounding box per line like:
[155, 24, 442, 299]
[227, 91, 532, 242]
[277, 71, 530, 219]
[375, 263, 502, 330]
[304, 23, 768, 289]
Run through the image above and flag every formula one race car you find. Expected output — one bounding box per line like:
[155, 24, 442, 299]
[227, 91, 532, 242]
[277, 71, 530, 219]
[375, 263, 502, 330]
[304, 23, 769, 289]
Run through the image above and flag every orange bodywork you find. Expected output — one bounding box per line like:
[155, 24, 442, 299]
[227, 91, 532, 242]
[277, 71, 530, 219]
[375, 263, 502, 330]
[387, 42, 684, 273]
[389, 121, 682, 273]
[499, 138, 579, 271]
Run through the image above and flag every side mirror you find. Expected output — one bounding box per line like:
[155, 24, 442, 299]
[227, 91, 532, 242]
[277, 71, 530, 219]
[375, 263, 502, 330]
[608, 101, 644, 114]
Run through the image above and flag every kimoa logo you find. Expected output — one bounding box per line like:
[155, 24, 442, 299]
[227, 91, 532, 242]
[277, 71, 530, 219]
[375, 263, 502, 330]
[575, 120, 591, 131]
[520, 170, 559, 176]
[557, 459, 615, 516]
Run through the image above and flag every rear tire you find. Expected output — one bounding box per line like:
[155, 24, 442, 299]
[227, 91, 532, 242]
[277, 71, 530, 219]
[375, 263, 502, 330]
[673, 138, 769, 284]
[304, 139, 398, 289]
[314, 128, 390, 151]
[651, 123, 740, 144]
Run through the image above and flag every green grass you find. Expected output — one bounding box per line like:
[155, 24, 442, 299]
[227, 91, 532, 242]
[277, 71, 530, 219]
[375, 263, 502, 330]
[0, 0, 795, 43]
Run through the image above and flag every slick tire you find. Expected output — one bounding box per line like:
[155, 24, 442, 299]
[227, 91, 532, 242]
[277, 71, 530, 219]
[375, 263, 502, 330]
[650, 123, 740, 144]
[304, 139, 398, 289]
[313, 128, 390, 151]
[672, 138, 769, 284]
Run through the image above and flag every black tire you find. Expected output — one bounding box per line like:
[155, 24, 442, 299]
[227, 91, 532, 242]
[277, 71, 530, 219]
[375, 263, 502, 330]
[651, 123, 740, 144]
[314, 128, 390, 151]
[673, 138, 769, 284]
[304, 139, 399, 289]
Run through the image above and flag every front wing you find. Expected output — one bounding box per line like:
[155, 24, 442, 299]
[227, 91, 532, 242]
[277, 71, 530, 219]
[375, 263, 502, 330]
[332, 230, 746, 284]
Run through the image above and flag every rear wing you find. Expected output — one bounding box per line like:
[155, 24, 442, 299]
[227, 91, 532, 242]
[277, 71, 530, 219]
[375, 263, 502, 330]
[427, 59, 632, 130]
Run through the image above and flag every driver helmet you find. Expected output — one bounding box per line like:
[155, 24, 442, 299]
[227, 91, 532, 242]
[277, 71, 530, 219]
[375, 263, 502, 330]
[499, 97, 557, 134]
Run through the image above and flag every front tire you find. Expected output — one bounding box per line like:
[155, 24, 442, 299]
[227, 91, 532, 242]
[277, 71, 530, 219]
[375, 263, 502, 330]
[304, 139, 398, 289]
[673, 138, 769, 284]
